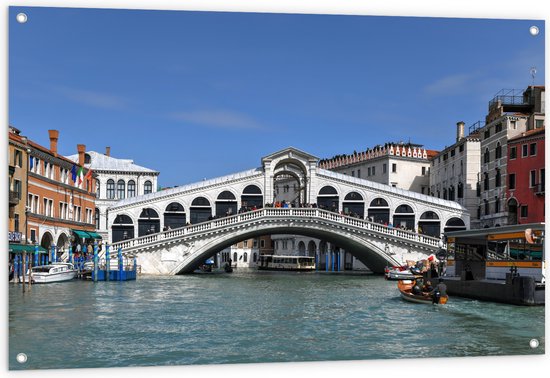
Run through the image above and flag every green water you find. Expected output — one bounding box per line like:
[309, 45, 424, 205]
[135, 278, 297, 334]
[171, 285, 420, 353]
[9, 271, 545, 370]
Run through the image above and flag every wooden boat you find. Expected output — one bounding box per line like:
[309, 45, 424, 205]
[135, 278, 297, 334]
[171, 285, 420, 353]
[397, 279, 448, 305]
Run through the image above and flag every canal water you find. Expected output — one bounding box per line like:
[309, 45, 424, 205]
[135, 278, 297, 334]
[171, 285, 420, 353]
[9, 271, 545, 370]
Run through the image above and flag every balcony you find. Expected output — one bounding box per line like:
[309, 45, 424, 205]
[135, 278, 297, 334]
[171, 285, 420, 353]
[533, 183, 545, 196]
[488, 89, 533, 113]
[9, 191, 20, 206]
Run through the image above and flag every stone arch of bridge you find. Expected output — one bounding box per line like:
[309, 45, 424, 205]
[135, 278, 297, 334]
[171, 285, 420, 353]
[272, 159, 308, 205]
[175, 223, 400, 274]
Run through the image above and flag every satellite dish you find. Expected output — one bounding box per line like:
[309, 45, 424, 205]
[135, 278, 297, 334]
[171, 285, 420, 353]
[525, 228, 536, 244]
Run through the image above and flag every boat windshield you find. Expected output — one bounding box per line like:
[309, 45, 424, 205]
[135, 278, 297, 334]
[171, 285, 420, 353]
[32, 267, 52, 273]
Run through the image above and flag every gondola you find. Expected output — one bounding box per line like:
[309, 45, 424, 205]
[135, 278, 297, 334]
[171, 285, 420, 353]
[397, 279, 448, 305]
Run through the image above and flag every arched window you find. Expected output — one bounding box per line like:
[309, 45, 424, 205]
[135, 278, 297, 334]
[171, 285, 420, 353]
[241, 185, 263, 209]
[144, 180, 153, 195]
[495, 196, 500, 213]
[127, 180, 136, 197]
[317, 186, 339, 211]
[457, 182, 464, 198]
[484, 173, 489, 190]
[233, 252, 238, 263]
[107, 179, 115, 199]
[84, 153, 91, 164]
[444, 217, 467, 233]
[243, 252, 248, 262]
[117, 179, 125, 199]
[96, 179, 100, 198]
[495, 168, 501, 187]
[484, 199, 490, 215]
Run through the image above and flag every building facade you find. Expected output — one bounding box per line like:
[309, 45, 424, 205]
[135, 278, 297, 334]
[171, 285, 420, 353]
[477, 86, 545, 228]
[66, 148, 160, 240]
[8, 127, 29, 247]
[319, 142, 437, 195]
[430, 122, 481, 229]
[506, 128, 545, 224]
[24, 129, 98, 256]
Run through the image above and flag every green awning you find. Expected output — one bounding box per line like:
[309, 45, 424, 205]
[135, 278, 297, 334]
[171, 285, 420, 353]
[9, 244, 47, 254]
[73, 230, 92, 239]
[86, 231, 103, 239]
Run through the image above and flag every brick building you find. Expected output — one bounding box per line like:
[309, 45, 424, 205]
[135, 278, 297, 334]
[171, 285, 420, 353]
[506, 127, 545, 224]
[24, 129, 98, 257]
[8, 127, 29, 247]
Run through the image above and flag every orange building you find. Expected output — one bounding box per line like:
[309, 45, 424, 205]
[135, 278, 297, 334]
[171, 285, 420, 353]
[23, 129, 99, 258]
[8, 127, 29, 247]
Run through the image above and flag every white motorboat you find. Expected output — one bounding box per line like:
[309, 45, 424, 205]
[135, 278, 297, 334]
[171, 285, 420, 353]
[30, 262, 77, 284]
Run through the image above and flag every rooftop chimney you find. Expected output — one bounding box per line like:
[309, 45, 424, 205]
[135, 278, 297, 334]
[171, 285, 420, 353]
[105, 146, 111, 157]
[77, 144, 86, 166]
[48, 130, 59, 157]
[456, 121, 465, 142]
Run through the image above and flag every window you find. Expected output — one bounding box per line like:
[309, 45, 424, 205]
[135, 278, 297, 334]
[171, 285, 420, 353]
[282, 241, 288, 249]
[522, 144, 528, 157]
[459, 144, 464, 153]
[244, 240, 248, 248]
[484, 129, 490, 139]
[351, 170, 355, 177]
[495, 168, 501, 187]
[530, 143, 537, 156]
[14, 214, 19, 232]
[484, 200, 489, 215]
[30, 229, 36, 244]
[128, 180, 136, 197]
[476, 182, 481, 197]
[509, 173, 516, 190]
[451, 149, 455, 157]
[14, 150, 22, 167]
[495, 123, 502, 133]
[484, 149, 490, 164]
[495, 143, 502, 159]
[117, 180, 126, 199]
[260, 239, 265, 248]
[13, 179, 22, 199]
[253, 239, 258, 248]
[535, 119, 544, 129]
[495, 197, 500, 213]
[520, 205, 528, 218]
[443, 153, 448, 161]
[484, 173, 489, 191]
[422, 167, 426, 175]
[95, 209, 100, 228]
[96, 180, 100, 198]
[243, 252, 248, 262]
[510, 120, 517, 130]
[367, 167, 371, 176]
[383, 164, 387, 174]
[530, 170, 536, 187]
[233, 252, 237, 263]
[510, 146, 517, 159]
[107, 179, 115, 199]
[357, 169, 361, 178]
[372, 166, 375, 175]
[144, 180, 152, 194]
[84, 153, 91, 164]
[392, 163, 397, 173]
[458, 182, 464, 198]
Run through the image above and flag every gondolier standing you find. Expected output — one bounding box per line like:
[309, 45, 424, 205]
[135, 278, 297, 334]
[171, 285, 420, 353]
[430, 282, 447, 304]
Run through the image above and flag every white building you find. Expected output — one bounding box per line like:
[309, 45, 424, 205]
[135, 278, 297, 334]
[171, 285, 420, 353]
[319, 142, 436, 195]
[66, 148, 160, 239]
[430, 121, 481, 229]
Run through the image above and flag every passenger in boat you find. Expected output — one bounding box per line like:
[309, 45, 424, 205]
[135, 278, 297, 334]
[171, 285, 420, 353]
[422, 280, 433, 294]
[412, 281, 422, 295]
[430, 282, 447, 304]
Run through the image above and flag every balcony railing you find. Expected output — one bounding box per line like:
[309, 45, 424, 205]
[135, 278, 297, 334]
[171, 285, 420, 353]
[9, 191, 20, 205]
[533, 183, 545, 195]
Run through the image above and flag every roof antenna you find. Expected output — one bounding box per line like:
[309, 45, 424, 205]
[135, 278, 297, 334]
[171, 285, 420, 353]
[530, 67, 537, 87]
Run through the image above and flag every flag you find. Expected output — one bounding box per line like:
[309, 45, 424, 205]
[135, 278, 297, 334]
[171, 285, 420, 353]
[77, 166, 84, 186]
[84, 168, 93, 181]
[71, 165, 77, 182]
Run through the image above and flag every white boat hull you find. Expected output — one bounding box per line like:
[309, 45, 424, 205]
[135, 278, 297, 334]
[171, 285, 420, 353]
[32, 271, 76, 284]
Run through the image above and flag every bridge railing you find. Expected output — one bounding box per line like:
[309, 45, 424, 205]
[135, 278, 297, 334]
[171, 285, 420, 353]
[109, 207, 443, 253]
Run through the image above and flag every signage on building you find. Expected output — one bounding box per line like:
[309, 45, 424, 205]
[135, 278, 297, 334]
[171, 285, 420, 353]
[9, 231, 22, 242]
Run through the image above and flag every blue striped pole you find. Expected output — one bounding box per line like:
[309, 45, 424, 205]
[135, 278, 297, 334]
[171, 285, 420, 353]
[332, 252, 335, 271]
[105, 243, 110, 281]
[325, 253, 328, 272]
[14, 255, 19, 282]
[315, 252, 318, 271]
[93, 241, 98, 282]
[118, 248, 123, 281]
[34, 244, 39, 266]
[68, 245, 73, 264]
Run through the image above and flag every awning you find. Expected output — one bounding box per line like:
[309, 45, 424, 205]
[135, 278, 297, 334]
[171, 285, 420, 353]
[86, 231, 103, 239]
[73, 230, 92, 239]
[9, 244, 47, 254]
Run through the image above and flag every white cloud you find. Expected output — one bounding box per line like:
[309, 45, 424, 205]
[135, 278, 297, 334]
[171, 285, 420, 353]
[55, 86, 129, 110]
[169, 110, 266, 130]
[424, 72, 480, 95]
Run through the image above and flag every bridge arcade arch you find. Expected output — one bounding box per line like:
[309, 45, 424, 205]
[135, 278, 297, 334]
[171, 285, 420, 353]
[317, 185, 339, 211]
[216, 191, 238, 217]
[164, 202, 186, 230]
[138, 208, 160, 236]
[190, 197, 212, 224]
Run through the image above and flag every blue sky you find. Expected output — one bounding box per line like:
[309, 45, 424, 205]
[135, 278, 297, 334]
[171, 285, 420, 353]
[9, 7, 545, 187]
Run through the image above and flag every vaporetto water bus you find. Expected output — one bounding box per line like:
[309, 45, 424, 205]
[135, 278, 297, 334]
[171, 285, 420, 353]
[258, 255, 316, 271]
[435, 223, 545, 305]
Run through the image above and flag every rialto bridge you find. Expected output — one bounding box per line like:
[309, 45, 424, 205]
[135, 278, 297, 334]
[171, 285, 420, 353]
[105, 147, 469, 274]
